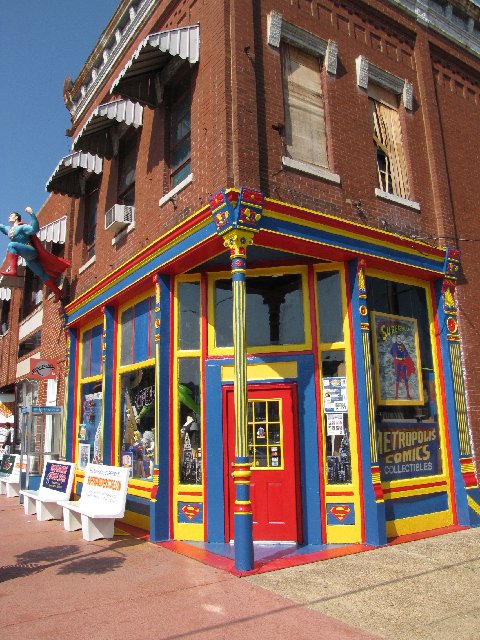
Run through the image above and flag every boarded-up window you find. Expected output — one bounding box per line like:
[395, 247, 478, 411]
[282, 45, 327, 168]
[369, 84, 410, 199]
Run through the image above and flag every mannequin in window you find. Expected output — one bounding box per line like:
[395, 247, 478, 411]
[0, 207, 70, 301]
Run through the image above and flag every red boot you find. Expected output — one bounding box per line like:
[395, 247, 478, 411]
[45, 278, 63, 302]
[0, 252, 18, 277]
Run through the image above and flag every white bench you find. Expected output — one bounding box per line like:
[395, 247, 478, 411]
[0, 454, 21, 497]
[60, 463, 129, 541]
[21, 460, 76, 521]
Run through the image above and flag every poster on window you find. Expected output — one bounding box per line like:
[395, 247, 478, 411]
[371, 312, 424, 406]
[377, 422, 440, 480]
[322, 378, 348, 413]
[78, 443, 90, 471]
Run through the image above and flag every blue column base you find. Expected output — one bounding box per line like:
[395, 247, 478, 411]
[234, 512, 254, 571]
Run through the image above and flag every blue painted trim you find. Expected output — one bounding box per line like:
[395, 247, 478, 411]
[347, 260, 387, 546]
[262, 216, 444, 274]
[67, 224, 216, 324]
[64, 328, 78, 462]
[150, 275, 172, 542]
[434, 279, 470, 525]
[234, 512, 254, 571]
[125, 494, 150, 516]
[385, 491, 449, 521]
[205, 353, 322, 545]
[102, 306, 115, 465]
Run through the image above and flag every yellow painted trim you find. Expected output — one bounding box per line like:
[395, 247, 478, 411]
[221, 361, 298, 382]
[386, 510, 452, 538]
[313, 264, 363, 543]
[172, 275, 205, 540]
[263, 203, 446, 264]
[467, 495, 480, 516]
[367, 270, 453, 520]
[175, 522, 204, 541]
[383, 485, 447, 500]
[120, 511, 150, 531]
[208, 266, 312, 355]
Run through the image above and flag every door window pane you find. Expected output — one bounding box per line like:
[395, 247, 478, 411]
[178, 281, 200, 350]
[247, 399, 283, 469]
[178, 358, 201, 485]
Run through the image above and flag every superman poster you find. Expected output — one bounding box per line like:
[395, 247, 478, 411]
[371, 312, 424, 406]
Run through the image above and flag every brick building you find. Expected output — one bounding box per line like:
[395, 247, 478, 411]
[1, 0, 479, 561]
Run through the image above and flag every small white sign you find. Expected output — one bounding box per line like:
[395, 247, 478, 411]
[326, 413, 345, 436]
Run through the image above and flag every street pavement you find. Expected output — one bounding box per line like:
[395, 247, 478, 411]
[1, 492, 479, 639]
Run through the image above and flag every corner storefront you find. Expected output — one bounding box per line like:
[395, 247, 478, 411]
[62, 188, 480, 548]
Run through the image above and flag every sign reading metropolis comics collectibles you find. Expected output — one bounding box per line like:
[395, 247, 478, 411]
[377, 422, 440, 480]
[322, 378, 348, 413]
[371, 312, 424, 406]
[42, 462, 72, 493]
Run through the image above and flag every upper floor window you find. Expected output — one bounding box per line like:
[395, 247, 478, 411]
[169, 81, 191, 189]
[21, 271, 42, 320]
[118, 130, 139, 207]
[0, 298, 10, 335]
[282, 44, 327, 169]
[369, 84, 410, 200]
[84, 178, 99, 261]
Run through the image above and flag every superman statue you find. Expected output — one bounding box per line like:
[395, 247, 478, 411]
[0, 207, 70, 301]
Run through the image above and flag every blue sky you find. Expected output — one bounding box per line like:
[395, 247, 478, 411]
[0, 1, 120, 257]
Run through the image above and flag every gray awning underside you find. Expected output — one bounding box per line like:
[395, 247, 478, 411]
[111, 25, 199, 106]
[73, 99, 143, 159]
[46, 151, 103, 197]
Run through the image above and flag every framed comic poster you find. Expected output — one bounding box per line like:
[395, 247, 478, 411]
[78, 443, 91, 470]
[371, 312, 424, 406]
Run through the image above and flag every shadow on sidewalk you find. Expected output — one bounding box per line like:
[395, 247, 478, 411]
[0, 537, 143, 583]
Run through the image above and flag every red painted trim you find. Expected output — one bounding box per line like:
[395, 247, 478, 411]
[110, 308, 118, 465]
[326, 491, 355, 497]
[178, 491, 203, 496]
[168, 283, 175, 540]
[222, 385, 231, 542]
[430, 281, 458, 525]
[307, 265, 326, 543]
[265, 198, 445, 260]
[388, 524, 467, 545]
[382, 480, 447, 495]
[345, 266, 367, 542]
[201, 273, 209, 541]
[71, 330, 81, 462]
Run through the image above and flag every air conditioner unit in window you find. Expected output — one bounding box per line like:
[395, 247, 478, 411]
[105, 204, 135, 232]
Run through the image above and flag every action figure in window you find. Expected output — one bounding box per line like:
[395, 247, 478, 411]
[390, 333, 415, 400]
[0, 207, 70, 301]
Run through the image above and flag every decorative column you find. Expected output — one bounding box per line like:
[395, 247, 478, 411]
[100, 306, 115, 464]
[436, 249, 480, 526]
[63, 327, 78, 463]
[209, 187, 264, 571]
[348, 259, 387, 545]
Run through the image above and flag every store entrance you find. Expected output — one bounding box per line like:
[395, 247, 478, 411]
[224, 384, 301, 542]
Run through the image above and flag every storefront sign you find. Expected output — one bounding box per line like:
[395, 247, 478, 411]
[42, 461, 72, 493]
[30, 358, 58, 380]
[322, 378, 348, 413]
[377, 422, 439, 480]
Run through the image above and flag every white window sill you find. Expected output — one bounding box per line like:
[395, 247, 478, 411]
[159, 173, 193, 207]
[282, 157, 341, 184]
[79, 255, 96, 274]
[375, 188, 420, 211]
[112, 221, 136, 246]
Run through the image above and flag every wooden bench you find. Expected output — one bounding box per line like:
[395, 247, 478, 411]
[21, 460, 76, 521]
[0, 454, 21, 497]
[60, 463, 129, 541]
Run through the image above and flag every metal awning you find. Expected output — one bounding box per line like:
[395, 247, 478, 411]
[46, 151, 103, 197]
[38, 216, 67, 244]
[73, 99, 143, 159]
[111, 25, 199, 106]
[0, 287, 11, 301]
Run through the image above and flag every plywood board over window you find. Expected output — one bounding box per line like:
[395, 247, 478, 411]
[368, 84, 410, 200]
[282, 44, 328, 169]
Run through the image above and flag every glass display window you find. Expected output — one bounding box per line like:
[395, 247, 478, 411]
[367, 275, 443, 482]
[210, 268, 310, 353]
[117, 293, 156, 481]
[78, 322, 104, 466]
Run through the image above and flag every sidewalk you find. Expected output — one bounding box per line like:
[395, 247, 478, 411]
[0, 494, 377, 640]
[2, 492, 480, 639]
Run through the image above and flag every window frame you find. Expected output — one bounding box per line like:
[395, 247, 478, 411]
[167, 79, 192, 190]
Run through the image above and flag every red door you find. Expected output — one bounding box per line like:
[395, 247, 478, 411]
[224, 384, 301, 542]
